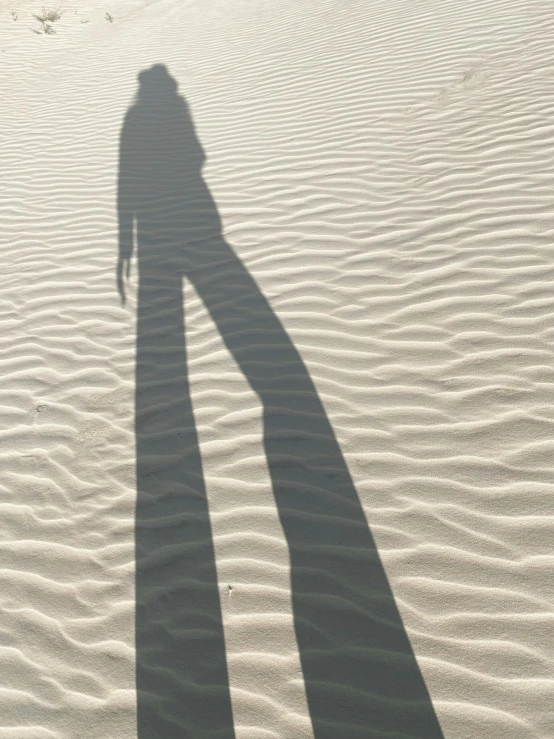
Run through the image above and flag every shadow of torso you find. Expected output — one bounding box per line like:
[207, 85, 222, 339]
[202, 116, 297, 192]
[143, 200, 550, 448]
[122, 97, 222, 271]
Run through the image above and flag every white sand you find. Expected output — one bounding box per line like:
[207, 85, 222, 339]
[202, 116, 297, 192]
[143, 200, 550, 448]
[1, 0, 553, 737]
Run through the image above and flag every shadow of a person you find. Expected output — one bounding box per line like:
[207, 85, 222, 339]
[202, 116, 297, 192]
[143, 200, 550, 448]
[117, 64, 444, 739]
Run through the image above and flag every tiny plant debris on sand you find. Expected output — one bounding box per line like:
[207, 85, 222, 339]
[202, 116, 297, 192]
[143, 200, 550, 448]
[105, 12, 113, 22]
[10, 10, 18, 20]
[33, 6, 63, 22]
[32, 6, 63, 34]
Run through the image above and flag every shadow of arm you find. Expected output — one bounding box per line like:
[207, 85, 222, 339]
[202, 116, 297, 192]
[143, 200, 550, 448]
[117, 112, 136, 304]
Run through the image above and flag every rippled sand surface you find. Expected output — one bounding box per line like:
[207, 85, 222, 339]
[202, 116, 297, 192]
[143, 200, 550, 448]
[1, 0, 553, 737]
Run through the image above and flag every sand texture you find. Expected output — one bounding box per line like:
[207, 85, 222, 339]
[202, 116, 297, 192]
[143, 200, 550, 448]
[1, 0, 553, 737]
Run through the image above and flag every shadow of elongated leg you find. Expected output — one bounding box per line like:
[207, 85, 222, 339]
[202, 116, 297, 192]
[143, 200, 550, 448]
[135, 265, 235, 739]
[188, 237, 444, 739]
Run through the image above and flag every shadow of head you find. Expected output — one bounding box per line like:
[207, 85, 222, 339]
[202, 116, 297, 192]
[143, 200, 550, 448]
[136, 63, 179, 104]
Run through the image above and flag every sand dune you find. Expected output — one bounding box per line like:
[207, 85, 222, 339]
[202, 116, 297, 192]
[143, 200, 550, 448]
[1, 0, 553, 737]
